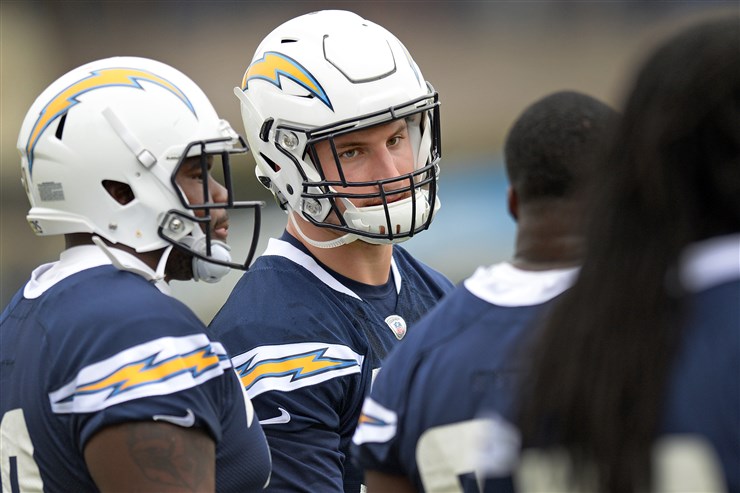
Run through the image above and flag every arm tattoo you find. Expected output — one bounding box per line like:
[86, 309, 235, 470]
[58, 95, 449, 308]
[126, 424, 211, 491]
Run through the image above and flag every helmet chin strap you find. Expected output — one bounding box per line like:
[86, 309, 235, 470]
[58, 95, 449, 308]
[289, 211, 359, 249]
[93, 230, 232, 285]
[91, 235, 171, 290]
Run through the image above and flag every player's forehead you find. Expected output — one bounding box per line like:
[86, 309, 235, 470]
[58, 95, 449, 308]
[331, 119, 409, 147]
[178, 154, 214, 172]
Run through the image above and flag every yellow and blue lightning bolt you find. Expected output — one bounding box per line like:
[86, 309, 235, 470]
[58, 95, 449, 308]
[56, 345, 224, 403]
[235, 348, 358, 391]
[241, 51, 333, 111]
[358, 412, 390, 427]
[25, 67, 196, 175]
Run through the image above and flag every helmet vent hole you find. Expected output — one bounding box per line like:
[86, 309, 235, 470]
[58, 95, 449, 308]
[259, 118, 274, 142]
[261, 154, 281, 172]
[55, 113, 68, 140]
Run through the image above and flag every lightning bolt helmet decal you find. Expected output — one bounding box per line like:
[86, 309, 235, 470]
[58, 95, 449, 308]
[241, 51, 333, 111]
[25, 67, 196, 175]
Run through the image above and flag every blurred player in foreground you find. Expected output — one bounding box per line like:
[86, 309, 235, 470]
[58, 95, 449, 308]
[0, 56, 270, 492]
[352, 90, 618, 492]
[517, 17, 740, 493]
[210, 9, 453, 493]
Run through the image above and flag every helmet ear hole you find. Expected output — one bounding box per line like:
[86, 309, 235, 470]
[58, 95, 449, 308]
[102, 180, 135, 205]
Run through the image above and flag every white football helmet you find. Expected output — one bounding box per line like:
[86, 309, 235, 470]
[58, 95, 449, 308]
[18, 56, 263, 281]
[235, 10, 441, 247]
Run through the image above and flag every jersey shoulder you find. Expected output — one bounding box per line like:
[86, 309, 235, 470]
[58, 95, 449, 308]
[211, 251, 368, 343]
[40, 265, 200, 330]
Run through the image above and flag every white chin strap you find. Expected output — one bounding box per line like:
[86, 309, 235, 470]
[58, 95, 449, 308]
[93, 232, 232, 284]
[91, 236, 171, 291]
[289, 212, 359, 249]
[179, 231, 233, 283]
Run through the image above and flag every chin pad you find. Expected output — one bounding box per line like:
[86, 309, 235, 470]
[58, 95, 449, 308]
[181, 234, 233, 283]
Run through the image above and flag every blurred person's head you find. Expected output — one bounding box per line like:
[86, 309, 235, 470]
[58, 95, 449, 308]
[518, 17, 740, 493]
[503, 90, 618, 268]
[598, 16, 740, 251]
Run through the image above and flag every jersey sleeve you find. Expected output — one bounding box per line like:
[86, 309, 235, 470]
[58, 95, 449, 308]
[42, 273, 248, 452]
[230, 341, 365, 492]
[351, 335, 417, 477]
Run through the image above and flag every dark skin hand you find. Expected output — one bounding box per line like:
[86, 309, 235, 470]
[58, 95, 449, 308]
[84, 421, 215, 492]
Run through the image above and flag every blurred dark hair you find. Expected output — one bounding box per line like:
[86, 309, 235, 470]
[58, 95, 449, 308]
[517, 17, 740, 493]
[504, 90, 618, 203]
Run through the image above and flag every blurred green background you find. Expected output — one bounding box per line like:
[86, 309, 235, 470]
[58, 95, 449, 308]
[2, 1, 736, 322]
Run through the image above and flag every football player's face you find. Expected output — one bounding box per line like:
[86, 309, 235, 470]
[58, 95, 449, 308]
[312, 119, 415, 208]
[174, 155, 229, 242]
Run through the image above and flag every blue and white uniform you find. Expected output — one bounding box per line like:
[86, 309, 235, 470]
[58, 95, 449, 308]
[209, 233, 454, 493]
[0, 245, 271, 492]
[351, 263, 578, 492]
[659, 234, 740, 492]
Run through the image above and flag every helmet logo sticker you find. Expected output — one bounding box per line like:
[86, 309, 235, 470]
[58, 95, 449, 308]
[37, 181, 65, 201]
[26, 67, 196, 175]
[384, 315, 407, 340]
[241, 51, 333, 111]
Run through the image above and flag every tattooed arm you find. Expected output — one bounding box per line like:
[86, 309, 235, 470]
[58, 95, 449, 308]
[84, 422, 215, 492]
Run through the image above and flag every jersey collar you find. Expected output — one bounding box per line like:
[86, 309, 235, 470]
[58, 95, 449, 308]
[24, 244, 168, 299]
[679, 233, 740, 293]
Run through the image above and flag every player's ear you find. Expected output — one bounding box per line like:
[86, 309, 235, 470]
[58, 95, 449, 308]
[102, 180, 135, 205]
[507, 185, 519, 221]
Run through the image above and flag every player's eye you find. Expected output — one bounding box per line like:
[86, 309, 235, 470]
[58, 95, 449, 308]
[387, 136, 402, 147]
[339, 149, 359, 160]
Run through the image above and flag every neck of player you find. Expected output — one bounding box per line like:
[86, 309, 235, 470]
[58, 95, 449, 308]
[287, 213, 393, 286]
[511, 200, 585, 271]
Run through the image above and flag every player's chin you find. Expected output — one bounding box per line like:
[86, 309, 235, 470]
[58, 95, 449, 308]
[166, 248, 195, 281]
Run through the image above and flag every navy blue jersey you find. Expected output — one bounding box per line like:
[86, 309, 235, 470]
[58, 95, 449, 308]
[658, 235, 740, 492]
[209, 237, 453, 493]
[497, 236, 739, 493]
[0, 246, 271, 492]
[352, 263, 578, 492]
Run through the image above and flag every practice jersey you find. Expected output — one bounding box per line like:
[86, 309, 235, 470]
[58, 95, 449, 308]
[0, 246, 271, 492]
[209, 235, 453, 493]
[351, 262, 578, 492]
[658, 234, 740, 492]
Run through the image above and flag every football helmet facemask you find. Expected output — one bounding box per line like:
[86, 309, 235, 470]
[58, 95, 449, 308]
[235, 10, 441, 247]
[18, 56, 263, 282]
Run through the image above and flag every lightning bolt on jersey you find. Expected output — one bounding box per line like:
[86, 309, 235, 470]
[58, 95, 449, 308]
[0, 246, 271, 492]
[209, 235, 454, 493]
[351, 263, 578, 493]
